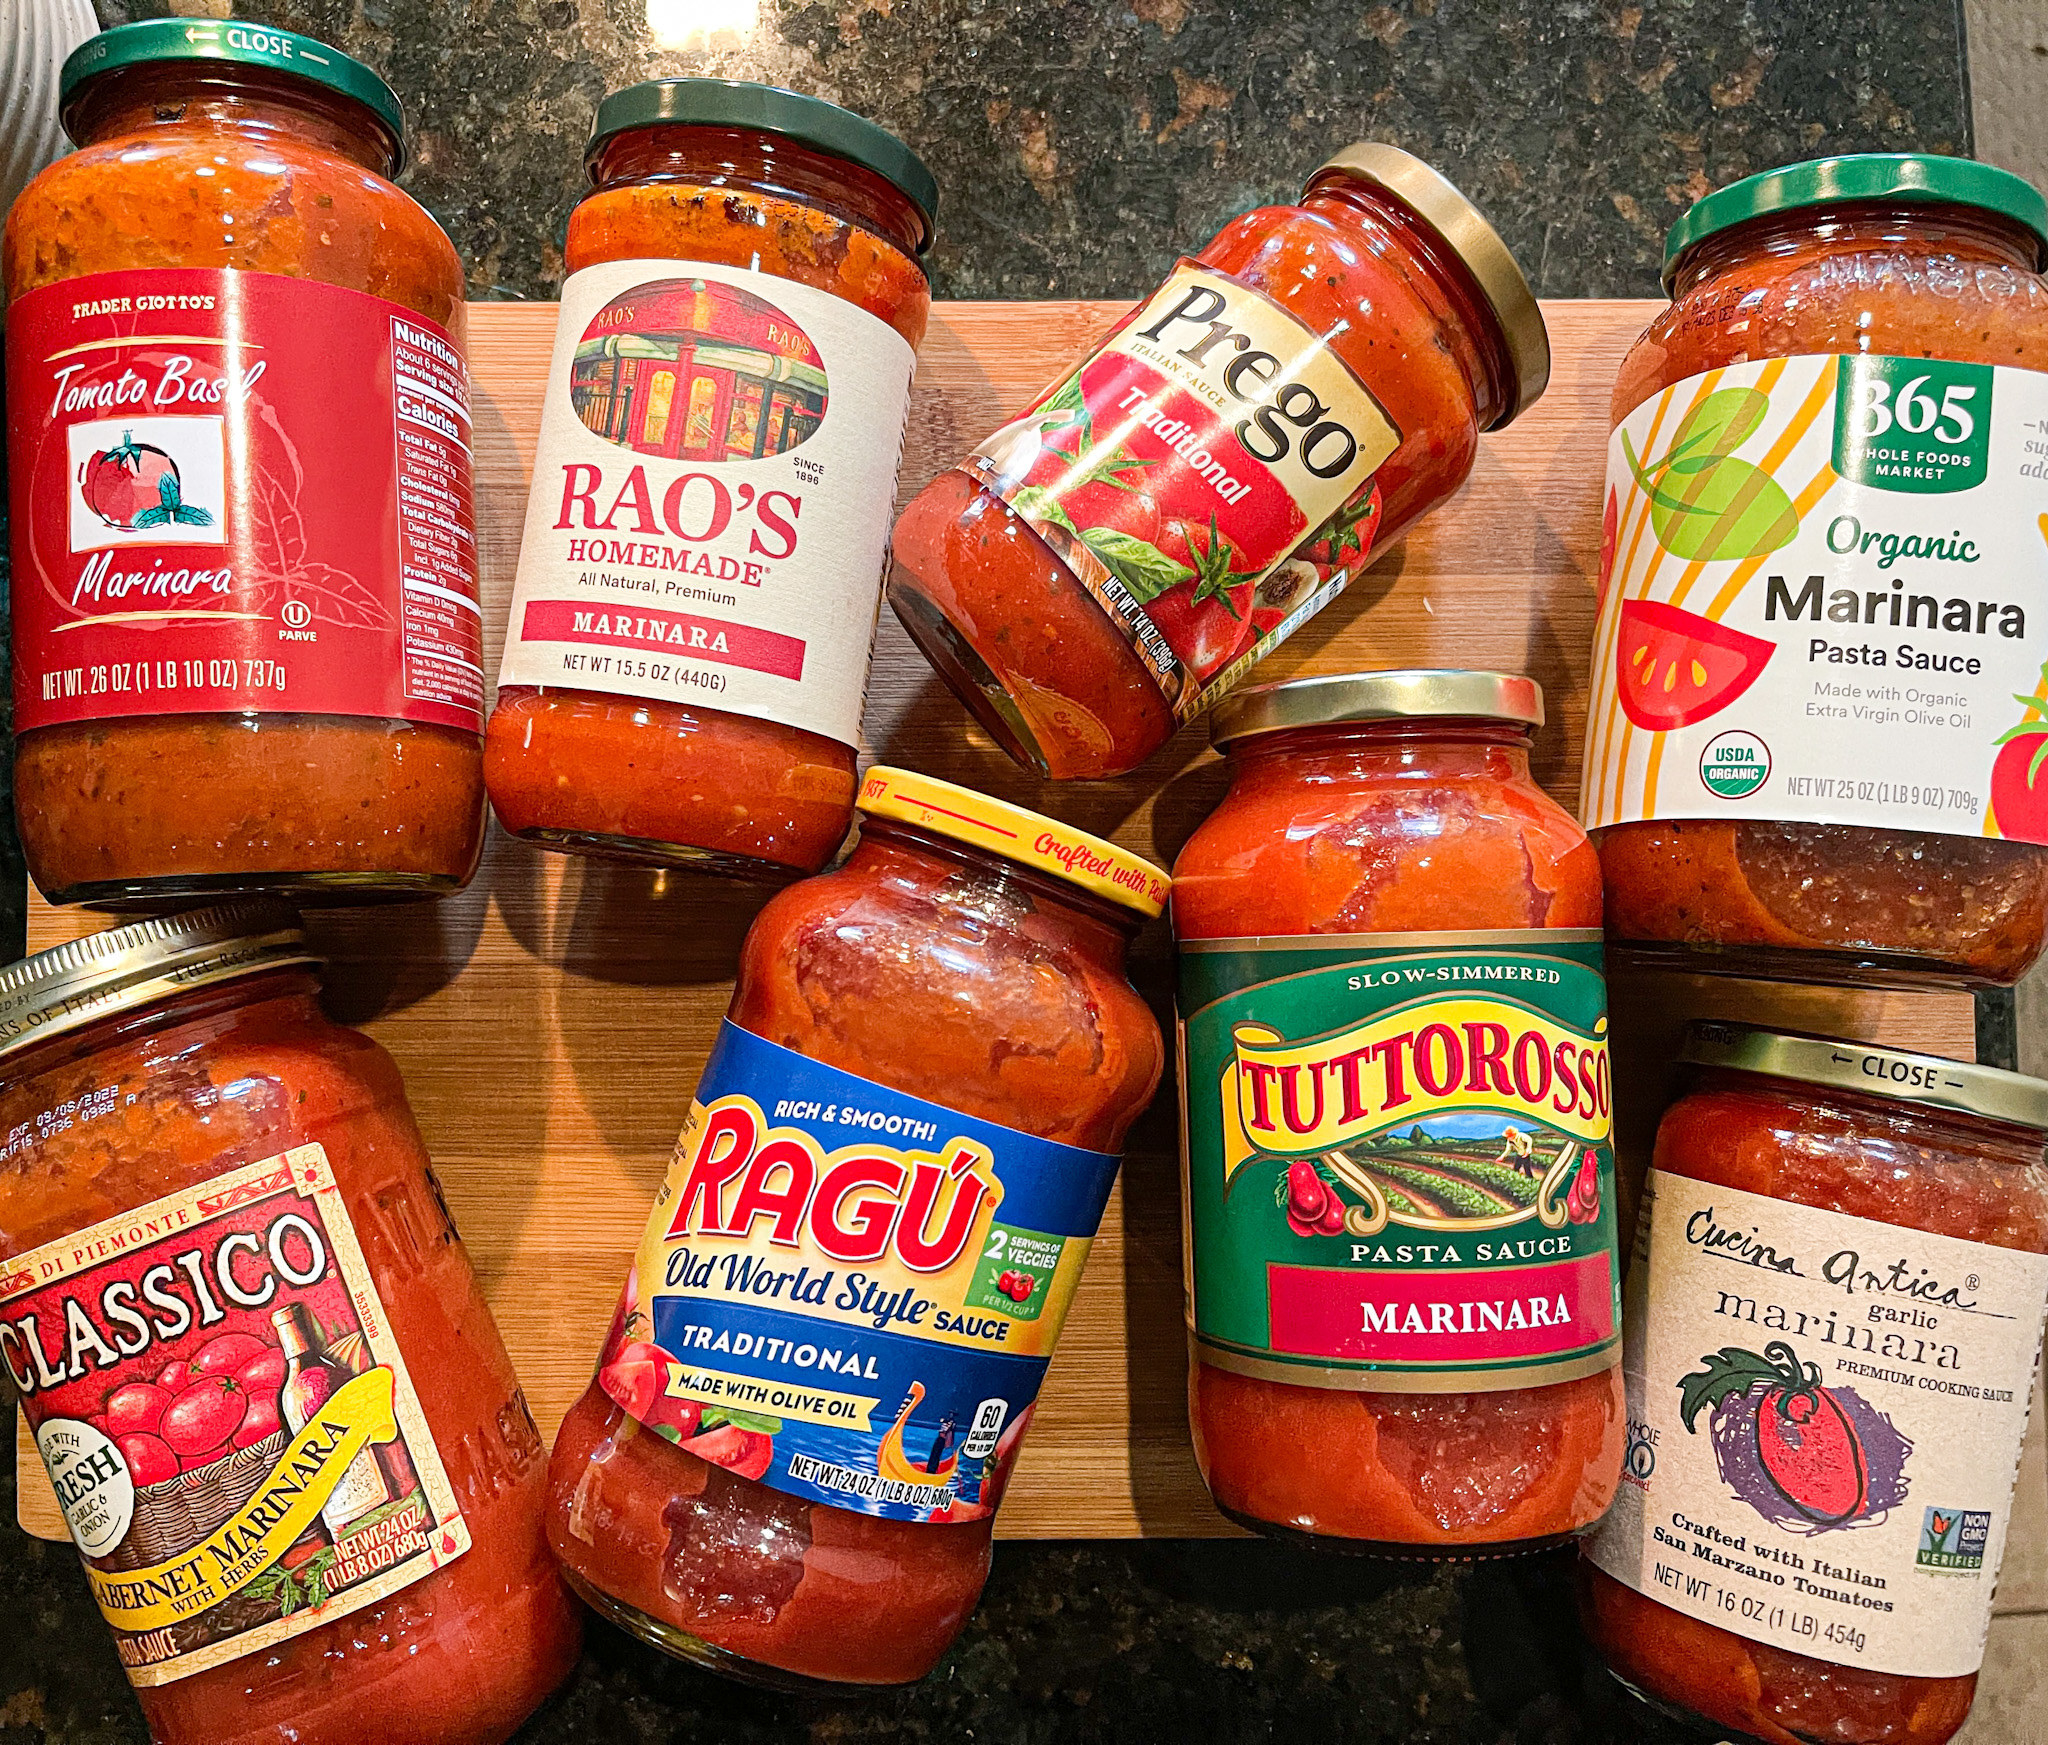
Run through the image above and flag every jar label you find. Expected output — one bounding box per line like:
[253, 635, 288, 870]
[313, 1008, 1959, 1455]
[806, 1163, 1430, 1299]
[959, 262, 1400, 723]
[0, 1144, 471, 1688]
[1585, 1172, 2048, 1679]
[1583, 354, 2048, 842]
[497, 259, 918, 746]
[1178, 931, 1621, 1390]
[6, 269, 485, 734]
[600, 1020, 1121, 1523]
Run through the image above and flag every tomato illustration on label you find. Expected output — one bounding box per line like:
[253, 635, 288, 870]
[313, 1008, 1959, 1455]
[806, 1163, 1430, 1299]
[1991, 670, 2048, 843]
[80, 430, 215, 531]
[1615, 598, 1776, 731]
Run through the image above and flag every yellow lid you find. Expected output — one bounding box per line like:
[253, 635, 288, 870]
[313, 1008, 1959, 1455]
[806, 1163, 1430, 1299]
[857, 767, 1168, 918]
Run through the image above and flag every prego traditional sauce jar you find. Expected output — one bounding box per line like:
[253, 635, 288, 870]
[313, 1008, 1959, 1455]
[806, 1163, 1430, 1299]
[1582, 155, 2048, 986]
[1584, 1024, 2048, 1745]
[486, 81, 935, 879]
[888, 146, 1549, 781]
[547, 767, 1164, 1688]
[3, 22, 488, 906]
[0, 902, 580, 1745]
[1173, 672, 1625, 1554]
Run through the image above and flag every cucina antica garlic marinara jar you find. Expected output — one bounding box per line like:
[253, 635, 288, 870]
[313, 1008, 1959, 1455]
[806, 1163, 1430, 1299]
[1582, 154, 2048, 987]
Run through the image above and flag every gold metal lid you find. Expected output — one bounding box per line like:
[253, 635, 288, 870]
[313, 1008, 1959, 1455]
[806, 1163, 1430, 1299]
[1210, 669, 1544, 750]
[0, 900, 319, 1064]
[1312, 143, 1551, 426]
[1681, 1021, 2048, 1133]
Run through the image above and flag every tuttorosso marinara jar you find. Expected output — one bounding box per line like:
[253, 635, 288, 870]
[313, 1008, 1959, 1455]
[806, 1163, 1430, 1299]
[888, 146, 1549, 781]
[546, 767, 1165, 1689]
[3, 21, 488, 906]
[1582, 154, 2048, 986]
[485, 80, 935, 880]
[1583, 1024, 2048, 1745]
[1173, 672, 1625, 1555]
[0, 902, 580, 1745]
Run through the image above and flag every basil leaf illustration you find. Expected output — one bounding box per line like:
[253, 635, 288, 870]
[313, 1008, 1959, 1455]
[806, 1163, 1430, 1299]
[1077, 526, 1193, 603]
[1644, 455, 1799, 561]
[1667, 387, 1770, 466]
[1010, 485, 1077, 534]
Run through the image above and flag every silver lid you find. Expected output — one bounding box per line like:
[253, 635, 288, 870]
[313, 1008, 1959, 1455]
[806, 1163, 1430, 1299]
[1681, 1021, 2048, 1132]
[1210, 669, 1544, 750]
[0, 900, 319, 1064]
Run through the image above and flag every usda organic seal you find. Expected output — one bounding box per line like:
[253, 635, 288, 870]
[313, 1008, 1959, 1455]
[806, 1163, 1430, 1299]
[1701, 730, 1770, 799]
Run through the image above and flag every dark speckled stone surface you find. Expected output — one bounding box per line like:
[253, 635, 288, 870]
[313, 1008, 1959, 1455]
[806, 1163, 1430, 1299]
[0, 2, 1976, 1741]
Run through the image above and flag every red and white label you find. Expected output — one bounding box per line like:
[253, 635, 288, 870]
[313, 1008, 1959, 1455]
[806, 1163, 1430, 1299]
[5, 269, 484, 734]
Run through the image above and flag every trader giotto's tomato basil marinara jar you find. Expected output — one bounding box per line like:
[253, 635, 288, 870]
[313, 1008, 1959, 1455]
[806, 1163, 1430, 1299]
[485, 80, 935, 880]
[1173, 672, 1624, 1554]
[1584, 1024, 2048, 1745]
[3, 22, 488, 906]
[0, 902, 580, 1745]
[547, 768, 1165, 1689]
[888, 146, 1550, 781]
[1582, 154, 2048, 986]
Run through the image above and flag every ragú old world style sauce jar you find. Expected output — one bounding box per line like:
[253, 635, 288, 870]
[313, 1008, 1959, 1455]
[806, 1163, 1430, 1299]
[1581, 154, 2048, 987]
[1583, 1024, 2048, 1745]
[485, 80, 935, 880]
[546, 767, 1165, 1689]
[887, 146, 1549, 781]
[0, 902, 580, 1745]
[3, 21, 489, 906]
[1173, 671, 1625, 1555]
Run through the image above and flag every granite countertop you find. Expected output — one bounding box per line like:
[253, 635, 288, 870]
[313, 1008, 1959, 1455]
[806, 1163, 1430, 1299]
[0, 1, 1977, 1741]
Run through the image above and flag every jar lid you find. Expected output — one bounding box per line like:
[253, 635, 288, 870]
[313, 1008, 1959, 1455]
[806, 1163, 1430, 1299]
[1312, 144, 1551, 427]
[0, 900, 319, 1066]
[1681, 1021, 2048, 1133]
[1663, 153, 2048, 288]
[586, 78, 938, 252]
[61, 20, 407, 170]
[857, 766, 1168, 918]
[1210, 669, 1544, 749]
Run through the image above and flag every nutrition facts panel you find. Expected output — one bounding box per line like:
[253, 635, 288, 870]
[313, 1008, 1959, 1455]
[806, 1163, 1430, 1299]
[391, 314, 485, 720]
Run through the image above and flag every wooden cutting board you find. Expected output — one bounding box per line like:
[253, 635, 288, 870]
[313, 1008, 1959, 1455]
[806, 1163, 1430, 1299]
[14, 298, 1989, 1545]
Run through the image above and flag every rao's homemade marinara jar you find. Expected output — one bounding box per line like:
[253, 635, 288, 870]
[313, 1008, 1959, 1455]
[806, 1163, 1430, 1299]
[547, 769, 1164, 1688]
[1174, 672, 1624, 1554]
[0, 902, 580, 1745]
[3, 22, 487, 906]
[1583, 155, 2048, 986]
[486, 81, 934, 880]
[1584, 1024, 2048, 1745]
[888, 146, 1549, 781]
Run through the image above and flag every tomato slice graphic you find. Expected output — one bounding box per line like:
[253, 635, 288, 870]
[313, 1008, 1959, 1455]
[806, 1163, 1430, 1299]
[1615, 598, 1775, 731]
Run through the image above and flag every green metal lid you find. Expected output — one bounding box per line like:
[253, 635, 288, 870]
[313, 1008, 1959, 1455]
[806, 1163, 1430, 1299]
[587, 78, 938, 251]
[62, 20, 406, 169]
[1664, 153, 2048, 288]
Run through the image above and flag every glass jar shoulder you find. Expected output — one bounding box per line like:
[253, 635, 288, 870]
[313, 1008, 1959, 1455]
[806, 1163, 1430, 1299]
[2, 125, 464, 323]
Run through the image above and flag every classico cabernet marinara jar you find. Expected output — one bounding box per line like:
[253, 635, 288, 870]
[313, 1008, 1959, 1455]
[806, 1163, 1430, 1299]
[888, 146, 1549, 780]
[0, 902, 580, 1745]
[3, 21, 488, 906]
[546, 768, 1165, 1689]
[1583, 1023, 2048, 1745]
[485, 80, 935, 880]
[1173, 672, 1625, 1555]
[1582, 154, 2048, 986]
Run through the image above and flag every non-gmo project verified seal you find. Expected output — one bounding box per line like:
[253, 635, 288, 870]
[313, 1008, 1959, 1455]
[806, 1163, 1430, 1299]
[1701, 730, 1770, 799]
[1916, 1506, 1991, 1571]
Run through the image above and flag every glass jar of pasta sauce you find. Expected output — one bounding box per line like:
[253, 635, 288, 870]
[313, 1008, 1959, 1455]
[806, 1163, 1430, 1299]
[486, 81, 935, 880]
[1174, 672, 1624, 1554]
[0, 902, 580, 1745]
[1582, 154, 2048, 986]
[1583, 1023, 2048, 1745]
[4, 21, 488, 906]
[547, 767, 1165, 1689]
[888, 147, 1548, 782]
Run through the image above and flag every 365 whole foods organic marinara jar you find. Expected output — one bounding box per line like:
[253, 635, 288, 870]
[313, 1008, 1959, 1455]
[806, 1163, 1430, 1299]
[0, 902, 580, 1745]
[1173, 672, 1625, 1554]
[1584, 1025, 2048, 1745]
[1582, 155, 2048, 986]
[3, 22, 488, 906]
[888, 147, 1549, 781]
[547, 768, 1165, 1688]
[486, 81, 934, 879]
